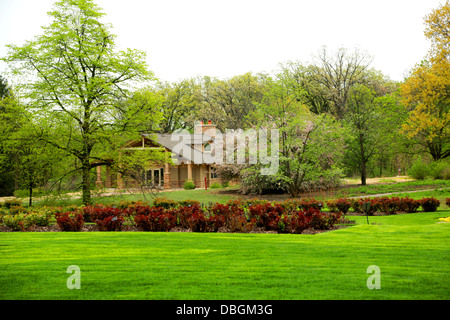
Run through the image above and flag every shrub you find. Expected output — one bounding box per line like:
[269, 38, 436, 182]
[178, 199, 201, 207]
[420, 198, 440, 212]
[173, 203, 206, 232]
[183, 180, 196, 190]
[8, 205, 30, 215]
[351, 198, 380, 215]
[55, 212, 84, 231]
[226, 214, 256, 233]
[326, 198, 351, 214]
[153, 197, 178, 209]
[3, 198, 23, 209]
[134, 207, 176, 232]
[85, 205, 124, 231]
[398, 197, 421, 213]
[210, 182, 222, 189]
[280, 211, 312, 234]
[248, 203, 284, 231]
[446, 198, 450, 207]
[304, 209, 341, 230]
[96, 215, 124, 231]
[2, 214, 34, 231]
[208, 203, 250, 232]
[298, 198, 324, 211]
[27, 212, 51, 227]
[122, 203, 153, 218]
[377, 197, 400, 215]
[429, 161, 450, 180]
[408, 157, 430, 180]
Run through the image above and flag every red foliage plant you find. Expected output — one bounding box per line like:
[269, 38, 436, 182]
[55, 212, 84, 232]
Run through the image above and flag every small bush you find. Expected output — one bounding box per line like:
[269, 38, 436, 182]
[27, 212, 51, 227]
[8, 205, 29, 215]
[377, 197, 400, 215]
[304, 209, 341, 230]
[280, 211, 312, 234]
[326, 198, 351, 214]
[134, 207, 176, 232]
[429, 161, 450, 180]
[351, 198, 379, 215]
[153, 197, 178, 209]
[86, 205, 124, 231]
[408, 157, 431, 180]
[298, 198, 324, 211]
[55, 212, 84, 231]
[183, 180, 196, 190]
[210, 182, 222, 189]
[96, 215, 124, 231]
[398, 197, 421, 213]
[248, 203, 284, 231]
[3, 198, 23, 209]
[2, 214, 34, 231]
[420, 198, 440, 212]
[178, 199, 201, 207]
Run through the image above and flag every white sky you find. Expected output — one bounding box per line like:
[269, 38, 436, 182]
[0, 0, 445, 83]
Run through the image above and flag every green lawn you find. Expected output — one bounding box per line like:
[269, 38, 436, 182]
[1, 210, 449, 300]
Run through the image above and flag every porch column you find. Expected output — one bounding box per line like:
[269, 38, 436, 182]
[187, 162, 192, 180]
[105, 166, 112, 188]
[117, 172, 124, 189]
[164, 163, 171, 190]
[96, 166, 103, 188]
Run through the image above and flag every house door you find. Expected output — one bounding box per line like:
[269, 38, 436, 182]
[145, 168, 163, 187]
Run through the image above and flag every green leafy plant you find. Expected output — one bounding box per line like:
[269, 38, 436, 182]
[408, 157, 431, 180]
[183, 180, 196, 190]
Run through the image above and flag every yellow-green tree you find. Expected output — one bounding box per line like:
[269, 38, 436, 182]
[400, 1, 450, 160]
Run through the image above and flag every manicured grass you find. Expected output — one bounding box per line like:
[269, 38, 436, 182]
[1, 210, 449, 300]
[337, 179, 449, 198]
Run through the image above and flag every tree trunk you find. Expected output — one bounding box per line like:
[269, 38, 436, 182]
[361, 161, 367, 186]
[82, 160, 92, 205]
[359, 133, 367, 186]
[29, 182, 33, 207]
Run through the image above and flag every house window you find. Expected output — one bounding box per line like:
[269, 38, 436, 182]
[210, 169, 218, 179]
[204, 143, 211, 152]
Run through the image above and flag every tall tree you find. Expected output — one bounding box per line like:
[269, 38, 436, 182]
[2, 0, 158, 204]
[309, 47, 373, 119]
[196, 73, 266, 131]
[250, 77, 345, 197]
[400, 1, 450, 161]
[153, 79, 199, 133]
[343, 85, 403, 185]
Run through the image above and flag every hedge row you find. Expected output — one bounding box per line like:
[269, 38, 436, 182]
[55, 202, 343, 233]
[327, 196, 442, 215]
[0, 196, 446, 232]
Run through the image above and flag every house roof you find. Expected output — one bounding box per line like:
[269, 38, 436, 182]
[142, 133, 211, 165]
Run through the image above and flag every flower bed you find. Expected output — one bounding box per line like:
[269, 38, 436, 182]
[0, 196, 443, 233]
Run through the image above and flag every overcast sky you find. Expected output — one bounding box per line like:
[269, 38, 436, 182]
[0, 0, 445, 83]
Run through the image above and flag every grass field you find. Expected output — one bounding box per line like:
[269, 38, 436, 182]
[1, 210, 449, 300]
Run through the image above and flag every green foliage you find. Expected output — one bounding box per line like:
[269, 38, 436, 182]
[183, 180, 196, 190]
[408, 157, 432, 180]
[429, 161, 450, 179]
[152, 197, 178, 209]
[209, 182, 222, 188]
[1, 0, 159, 205]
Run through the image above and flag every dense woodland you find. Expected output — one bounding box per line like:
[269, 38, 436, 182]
[0, 0, 448, 204]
